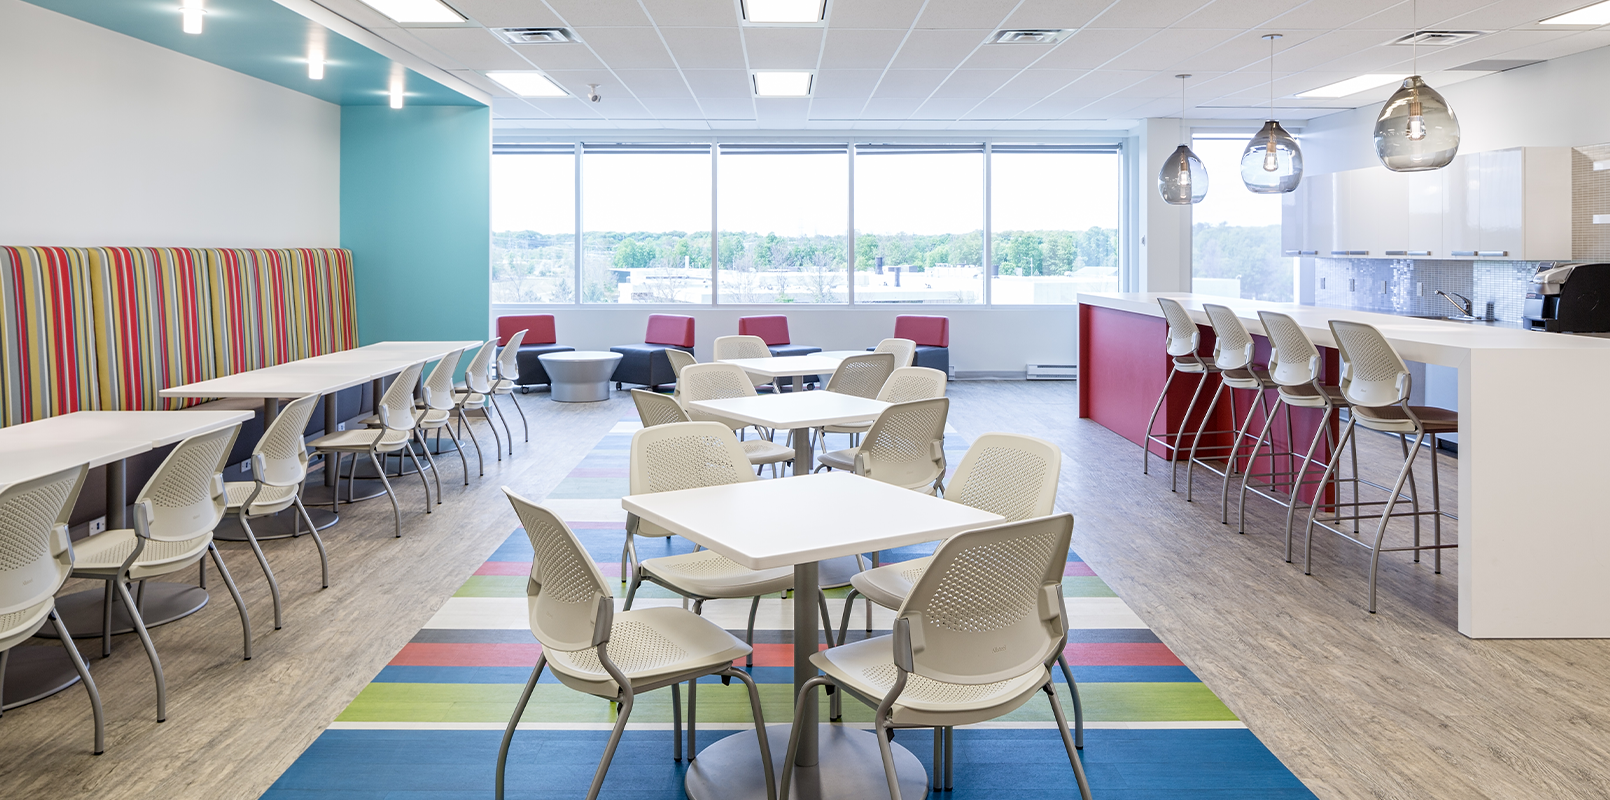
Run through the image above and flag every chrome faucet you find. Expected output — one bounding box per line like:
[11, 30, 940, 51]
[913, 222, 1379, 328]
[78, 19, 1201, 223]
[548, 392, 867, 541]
[1435, 290, 1477, 319]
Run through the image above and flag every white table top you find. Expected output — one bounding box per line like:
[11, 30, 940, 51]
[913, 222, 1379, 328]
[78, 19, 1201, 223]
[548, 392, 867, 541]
[0, 410, 253, 447]
[621, 471, 1003, 570]
[0, 439, 149, 483]
[538, 350, 622, 362]
[717, 354, 846, 378]
[687, 391, 889, 430]
[814, 350, 870, 360]
[161, 363, 380, 399]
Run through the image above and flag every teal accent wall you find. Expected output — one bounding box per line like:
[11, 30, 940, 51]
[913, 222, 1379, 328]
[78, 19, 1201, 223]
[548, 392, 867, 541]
[342, 105, 490, 345]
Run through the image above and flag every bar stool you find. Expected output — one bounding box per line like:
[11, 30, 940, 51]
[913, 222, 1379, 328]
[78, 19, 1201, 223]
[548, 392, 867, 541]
[1235, 311, 1359, 560]
[1141, 298, 1221, 491]
[1184, 304, 1277, 507]
[1303, 320, 1458, 614]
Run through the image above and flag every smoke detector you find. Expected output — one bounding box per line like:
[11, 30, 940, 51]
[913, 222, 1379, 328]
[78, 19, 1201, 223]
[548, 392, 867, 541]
[989, 29, 1070, 44]
[1391, 30, 1485, 46]
[493, 27, 576, 44]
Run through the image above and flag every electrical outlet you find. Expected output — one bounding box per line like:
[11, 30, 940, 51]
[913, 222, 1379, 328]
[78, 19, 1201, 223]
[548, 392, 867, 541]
[1349, 278, 1356, 292]
[1320, 277, 1327, 290]
[89, 516, 107, 535]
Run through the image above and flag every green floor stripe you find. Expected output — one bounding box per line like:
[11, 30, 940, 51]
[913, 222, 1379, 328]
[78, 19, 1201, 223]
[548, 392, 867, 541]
[1062, 576, 1118, 598]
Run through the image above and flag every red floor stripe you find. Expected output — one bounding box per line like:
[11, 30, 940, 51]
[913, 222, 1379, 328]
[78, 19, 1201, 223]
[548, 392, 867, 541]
[1063, 642, 1183, 667]
[475, 562, 529, 576]
[391, 643, 542, 667]
[1064, 562, 1096, 576]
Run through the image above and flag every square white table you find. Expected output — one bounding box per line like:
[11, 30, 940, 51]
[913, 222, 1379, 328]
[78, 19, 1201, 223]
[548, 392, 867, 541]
[623, 471, 1003, 800]
[686, 391, 888, 478]
[716, 354, 850, 392]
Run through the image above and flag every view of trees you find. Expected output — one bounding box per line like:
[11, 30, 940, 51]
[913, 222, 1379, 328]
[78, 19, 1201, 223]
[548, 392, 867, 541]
[1191, 222, 1287, 301]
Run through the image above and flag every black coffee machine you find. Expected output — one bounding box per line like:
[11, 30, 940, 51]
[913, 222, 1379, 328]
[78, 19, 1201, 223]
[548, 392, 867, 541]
[1522, 263, 1610, 332]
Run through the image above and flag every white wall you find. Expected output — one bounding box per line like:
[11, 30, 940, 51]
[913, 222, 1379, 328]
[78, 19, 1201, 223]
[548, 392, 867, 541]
[1303, 45, 1610, 176]
[1139, 117, 1193, 292]
[495, 305, 1077, 377]
[0, 0, 340, 247]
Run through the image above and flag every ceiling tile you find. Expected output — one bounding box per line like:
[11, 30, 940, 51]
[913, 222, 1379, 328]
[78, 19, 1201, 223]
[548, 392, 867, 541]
[491, 97, 546, 117]
[1273, 28, 1398, 72]
[683, 69, 756, 98]
[870, 69, 952, 98]
[642, 0, 739, 27]
[510, 43, 606, 70]
[614, 69, 695, 98]
[1087, 0, 1212, 29]
[859, 98, 922, 119]
[545, 0, 653, 27]
[1103, 29, 1239, 71]
[1264, 0, 1397, 31]
[1175, 29, 1323, 72]
[448, 0, 565, 28]
[1436, 0, 1588, 30]
[1054, 69, 1152, 97]
[960, 43, 1059, 69]
[1030, 29, 1153, 69]
[374, 28, 469, 70]
[814, 69, 885, 98]
[312, 0, 397, 31]
[743, 27, 825, 69]
[639, 98, 705, 118]
[755, 98, 811, 120]
[542, 69, 619, 96]
[597, 98, 655, 119]
[449, 68, 512, 96]
[661, 27, 746, 69]
[888, 29, 990, 69]
[523, 97, 606, 119]
[808, 98, 868, 118]
[915, 0, 1013, 30]
[1484, 29, 1610, 62]
[407, 27, 533, 70]
[999, 0, 1104, 30]
[930, 69, 1018, 98]
[911, 97, 983, 118]
[961, 96, 1038, 118]
[831, 0, 924, 29]
[698, 98, 757, 118]
[993, 69, 1085, 98]
[577, 27, 677, 68]
[821, 29, 908, 69]
[1175, 0, 1300, 30]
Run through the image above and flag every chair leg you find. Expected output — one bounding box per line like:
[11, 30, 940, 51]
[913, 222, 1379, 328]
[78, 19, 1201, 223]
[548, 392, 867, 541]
[326, 452, 342, 515]
[1141, 367, 1179, 476]
[780, 676, 833, 800]
[1400, 433, 1422, 562]
[1171, 371, 1211, 492]
[584, 690, 635, 800]
[458, 409, 485, 477]
[837, 588, 861, 647]
[723, 667, 778, 800]
[417, 431, 443, 504]
[114, 579, 166, 722]
[873, 710, 904, 800]
[745, 595, 760, 668]
[622, 569, 644, 609]
[1056, 651, 1084, 750]
[483, 406, 505, 462]
[1284, 406, 1334, 561]
[943, 726, 954, 791]
[1304, 417, 1356, 573]
[236, 513, 282, 630]
[293, 497, 331, 589]
[489, 395, 515, 456]
[1222, 389, 1267, 524]
[495, 655, 546, 800]
[100, 581, 114, 658]
[207, 543, 254, 660]
[1236, 396, 1282, 534]
[619, 536, 632, 585]
[370, 451, 403, 538]
[509, 390, 530, 442]
[1430, 434, 1444, 574]
[402, 437, 432, 513]
[50, 610, 104, 755]
[1368, 431, 1426, 614]
[671, 681, 684, 762]
[1184, 381, 1227, 503]
[1044, 682, 1094, 800]
[442, 424, 470, 486]
[687, 676, 697, 759]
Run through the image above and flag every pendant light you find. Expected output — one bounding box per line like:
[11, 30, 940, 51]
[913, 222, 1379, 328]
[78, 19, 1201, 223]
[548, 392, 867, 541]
[1374, 0, 1459, 171]
[1240, 33, 1303, 194]
[1159, 74, 1209, 205]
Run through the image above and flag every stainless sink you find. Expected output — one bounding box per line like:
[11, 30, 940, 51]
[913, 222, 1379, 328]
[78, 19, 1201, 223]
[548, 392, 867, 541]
[1401, 315, 1508, 326]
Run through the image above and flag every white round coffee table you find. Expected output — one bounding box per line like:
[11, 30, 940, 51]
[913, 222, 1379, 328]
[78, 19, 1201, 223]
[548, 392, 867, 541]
[538, 351, 624, 402]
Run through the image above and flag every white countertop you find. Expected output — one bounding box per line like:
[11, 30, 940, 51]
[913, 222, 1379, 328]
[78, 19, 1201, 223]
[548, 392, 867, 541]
[1078, 292, 1610, 369]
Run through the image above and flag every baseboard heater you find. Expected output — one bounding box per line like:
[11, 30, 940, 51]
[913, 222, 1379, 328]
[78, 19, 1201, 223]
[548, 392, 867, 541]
[1026, 364, 1078, 381]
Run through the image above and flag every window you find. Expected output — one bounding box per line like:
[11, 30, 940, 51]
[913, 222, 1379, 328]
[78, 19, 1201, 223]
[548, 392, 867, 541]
[581, 144, 712, 304]
[1190, 135, 1289, 302]
[990, 146, 1121, 304]
[853, 145, 985, 305]
[716, 145, 848, 304]
[491, 146, 574, 304]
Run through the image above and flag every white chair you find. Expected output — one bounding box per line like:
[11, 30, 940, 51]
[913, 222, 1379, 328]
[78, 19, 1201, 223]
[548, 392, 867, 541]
[677, 362, 794, 477]
[311, 362, 431, 538]
[814, 351, 898, 455]
[631, 388, 689, 428]
[621, 422, 831, 665]
[821, 365, 946, 451]
[666, 349, 697, 398]
[495, 490, 776, 800]
[492, 329, 531, 444]
[416, 348, 474, 487]
[71, 425, 253, 723]
[712, 334, 775, 391]
[224, 393, 329, 631]
[872, 337, 917, 368]
[1141, 297, 1222, 491]
[1304, 320, 1457, 614]
[779, 513, 1092, 800]
[1183, 304, 1277, 506]
[456, 340, 506, 462]
[0, 464, 105, 754]
[816, 397, 950, 495]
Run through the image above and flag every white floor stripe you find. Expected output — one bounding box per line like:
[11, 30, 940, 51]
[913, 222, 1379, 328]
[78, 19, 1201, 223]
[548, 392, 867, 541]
[540, 498, 628, 524]
[609, 421, 642, 434]
[328, 720, 1246, 732]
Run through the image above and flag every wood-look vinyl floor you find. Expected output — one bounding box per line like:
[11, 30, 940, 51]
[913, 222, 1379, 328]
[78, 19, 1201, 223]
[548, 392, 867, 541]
[1, 381, 1606, 800]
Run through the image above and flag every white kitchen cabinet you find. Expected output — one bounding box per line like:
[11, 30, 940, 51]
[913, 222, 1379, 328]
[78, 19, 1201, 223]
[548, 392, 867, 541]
[1405, 168, 1443, 257]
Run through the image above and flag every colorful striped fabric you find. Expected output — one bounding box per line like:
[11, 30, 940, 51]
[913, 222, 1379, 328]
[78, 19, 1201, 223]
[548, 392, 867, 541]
[0, 246, 358, 427]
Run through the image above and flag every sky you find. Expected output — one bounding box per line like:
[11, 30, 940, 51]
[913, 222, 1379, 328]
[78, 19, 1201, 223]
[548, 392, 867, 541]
[491, 150, 1124, 236]
[1188, 136, 1284, 228]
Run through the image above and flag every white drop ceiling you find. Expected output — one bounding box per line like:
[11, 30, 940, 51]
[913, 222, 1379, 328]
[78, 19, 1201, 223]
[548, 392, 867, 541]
[308, 0, 1610, 130]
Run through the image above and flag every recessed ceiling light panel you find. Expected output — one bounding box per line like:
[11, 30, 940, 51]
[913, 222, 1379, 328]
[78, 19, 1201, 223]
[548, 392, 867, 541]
[742, 0, 825, 24]
[486, 71, 568, 97]
[1296, 74, 1408, 99]
[753, 71, 813, 97]
[356, 0, 464, 24]
[989, 29, 1070, 44]
[1542, 0, 1610, 25]
[492, 27, 576, 44]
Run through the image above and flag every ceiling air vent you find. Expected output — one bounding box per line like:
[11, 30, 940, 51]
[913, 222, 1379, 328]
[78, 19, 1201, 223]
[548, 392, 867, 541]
[990, 29, 1070, 44]
[1391, 30, 1485, 46]
[493, 27, 576, 44]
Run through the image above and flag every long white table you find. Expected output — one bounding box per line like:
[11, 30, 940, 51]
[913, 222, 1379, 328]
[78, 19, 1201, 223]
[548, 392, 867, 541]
[1079, 291, 1610, 638]
[716, 354, 851, 392]
[622, 471, 1003, 800]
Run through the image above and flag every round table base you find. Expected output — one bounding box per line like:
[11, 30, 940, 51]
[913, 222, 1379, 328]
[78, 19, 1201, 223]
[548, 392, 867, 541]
[685, 724, 928, 800]
[43, 583, 209, 638]
[1, 645, 82, 710]
[304, 480, 388, 506]
[212, 506, 338, 542]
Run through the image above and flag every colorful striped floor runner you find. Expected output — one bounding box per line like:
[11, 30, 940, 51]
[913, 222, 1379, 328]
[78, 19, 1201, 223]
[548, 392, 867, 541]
[263, 416, 1316, 799]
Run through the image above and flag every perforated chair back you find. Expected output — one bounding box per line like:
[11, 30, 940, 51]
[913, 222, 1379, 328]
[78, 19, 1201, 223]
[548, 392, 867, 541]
[877, 366, 947, 403]
[1329, 320, 1411, 409]
[1203, 304, 1255, 371]
[824, 353, 897, 399]
[855, 396, 950, 492]
[0, 465, 86, 623]
[255, 394, 319, 488]
[134, 425, 240, 543]
[503, 489, 613, 652]
[631, 389, 690, 428]
[628, 421, 758, 497]
[872, 338, 917, 368]
[1157, 297, 1201, 358]
[677, 362, 758, 428]
[497, 330, 527, 380]
[377, 362, 426, 432]
[897, 513, 1073, 685]
[713, 335, 773, 388]
[423, 349, 466, 412]
[945, 433, 1061, 522]
[464, 340, 498, 395]
[1258, 311, 1321, 387]
[666, 349, 697, 397]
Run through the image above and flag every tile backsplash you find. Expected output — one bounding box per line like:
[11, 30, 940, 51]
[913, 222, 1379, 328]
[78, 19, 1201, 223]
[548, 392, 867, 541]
[1311, 258, 1546, 321]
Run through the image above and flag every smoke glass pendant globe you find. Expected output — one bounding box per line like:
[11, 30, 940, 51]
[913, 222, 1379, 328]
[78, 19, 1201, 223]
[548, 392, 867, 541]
[1374, 76, 1459, 172]
[1240, 120, 1303, 193]
[1158, 145, 1208, 204]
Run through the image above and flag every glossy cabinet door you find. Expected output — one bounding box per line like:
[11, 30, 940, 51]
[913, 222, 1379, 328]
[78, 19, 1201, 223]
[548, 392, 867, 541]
[1479, 148, 1524, 258]
[1406, 168, 1444, 257]
[1303, 172, 1335, 255]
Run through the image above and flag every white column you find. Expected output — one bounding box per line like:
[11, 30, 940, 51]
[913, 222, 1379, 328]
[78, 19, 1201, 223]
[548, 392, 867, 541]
[1138, 118, 1193, 293]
